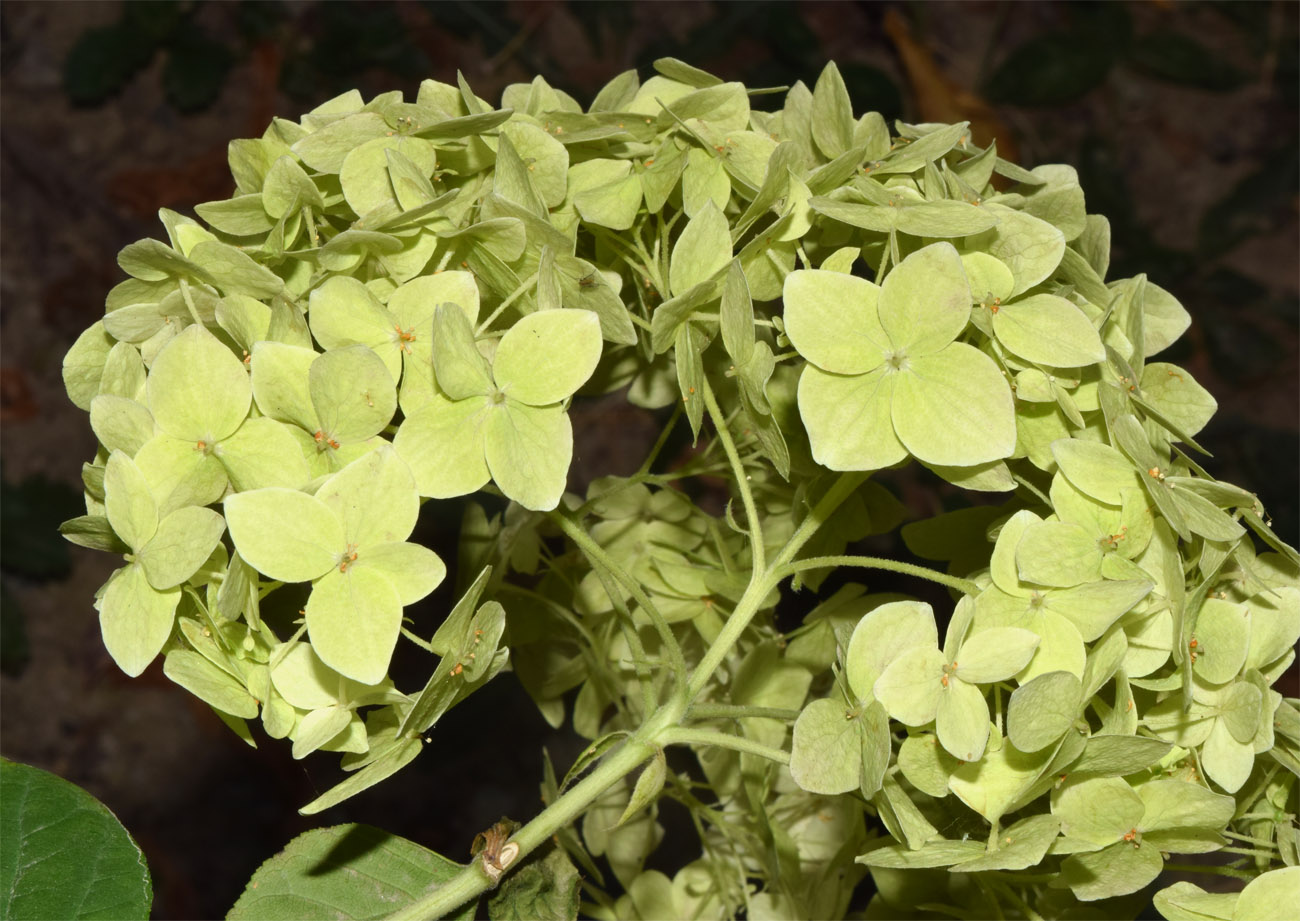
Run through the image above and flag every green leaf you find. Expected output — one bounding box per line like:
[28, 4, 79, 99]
[103, 450, 158, 552]
[783, 269, 887, 374]
[89, 395, 155, 456]
[897, 732, 958, 797]
[146, 322, 248, 439]
[1154, 881, 1237, 921]
[936, 678, 991, 762]
[879, 243, 971, 356]
[892, 343, 1016, 466]
[1052, 438, 1143, 504]
[359, 542, 446, 606]
[251, 342, 318, 432]
[485, 403, 572, 511]
[811, 62, 853, 159]
[798, 366, 905, 471]
[1072, 734, 1172, 776]
[227, 823, 471, 920]
[309, 346, 398, 443]
[618, 749, 667, 827]
[137, 505, 225, 590]
[967, 205, 1066, 297]
[790, 697, 864, 795]
[993, 294, 1105, 367]
[1191, 598, 1250, 685]
[393, 396, 492, 499]
[951, 814, 1061, 873]
[874, 645, 945, 726]
[1138, 778, 1235, 839]
[720, 260, 754, 366]
[308, 276, 404, 382]
[189, 241, 284, 299]
[669, 202, 731, 296]
[219, 417, 311, 491]
[62, 322, 116, 411]
[1234, 867, 1300, 921]
[947, 738, 1056, 823]
[1007, 671, 1082, 752]
[1016, 520, 1103, 587]
[493, 310, 603, 406]
[224, 488, 343, 583]
[487, 843, 581, 921]
[316, 446, 419, 547]
[99, 563, 179, 677]
[306, 566, 404, 685]
[163, 649, 258, 718]
[857, 839, 983, 870]
[0, 759, 152, 920]
[1052, 776, 1143, 847]
[1061, 840, 1162, 901]
[845, 600, 938, 701]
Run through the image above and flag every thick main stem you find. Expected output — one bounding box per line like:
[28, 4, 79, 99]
[387, 737, 655, 921]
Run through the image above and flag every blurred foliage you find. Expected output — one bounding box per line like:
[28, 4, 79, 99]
[0, 472, 82, 676]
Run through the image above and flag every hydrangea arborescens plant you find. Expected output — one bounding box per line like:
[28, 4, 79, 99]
[61, 59, 1299, 921]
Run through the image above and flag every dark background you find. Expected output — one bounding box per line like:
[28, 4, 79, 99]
[1, 2, 1296, 918]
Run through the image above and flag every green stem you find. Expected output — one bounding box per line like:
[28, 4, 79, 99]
[685, 472, 866, 703]
[386, 737, 655, 921]
[476, 271, 538, 334]
[778, 555, 978, 596]
[1163, 862, 1257, 881]
[700, 378, 764, 575]
[637, 403, 684, 476]
[177, 279, 205, 326]
[659, 727, 790, 765]
[684, 703, 800, 723]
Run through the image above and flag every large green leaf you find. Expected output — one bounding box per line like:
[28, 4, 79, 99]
[0, 759, 152, 920]
[891, 343, 1016, 466]
[1061, 840, 1162, 901]
[228, 824, 472, 921]
[487, 844, 581, 921]
[493, 310, 603, 406]
[224, 488, 343, 583]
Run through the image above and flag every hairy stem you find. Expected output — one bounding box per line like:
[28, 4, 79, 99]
[685, 703, 800, 723]
[659, 727, 791, 765]
[777, 555, 979, 596]
[701, 377, 764, 574]
[386, 737, 655, 921]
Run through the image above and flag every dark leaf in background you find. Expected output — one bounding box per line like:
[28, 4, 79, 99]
[1198, 145, 1300, 256]
[123, 0, 187, 45]
[163, 24, 235, 112]
[1128, 30, 1250, 91]
[983, 31, 1115, 106]
[0, 473, 81, 580]
[840, 63, 904, 125]
[63, 22, 157, 106]
[236, 0, 287, 42]
[0, 581, 29, 677]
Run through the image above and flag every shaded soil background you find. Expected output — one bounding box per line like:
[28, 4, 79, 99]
[1, 2, 1296, 918]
